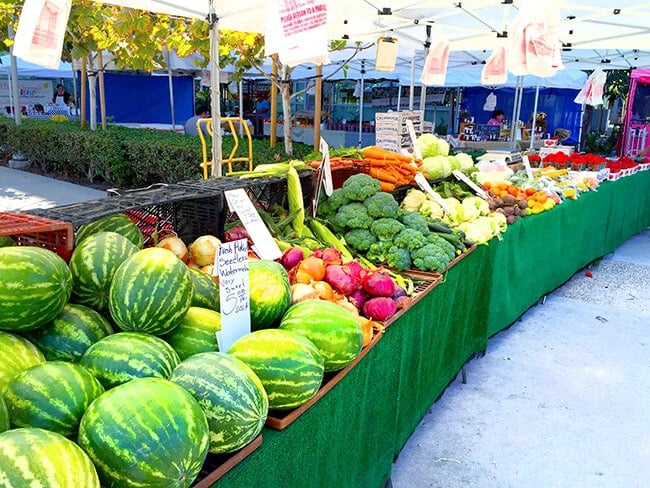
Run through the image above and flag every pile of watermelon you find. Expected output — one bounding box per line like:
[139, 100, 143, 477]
[0, 213, 369, 486]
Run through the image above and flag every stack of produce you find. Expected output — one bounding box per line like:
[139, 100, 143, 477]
[415, 133, 475, 180]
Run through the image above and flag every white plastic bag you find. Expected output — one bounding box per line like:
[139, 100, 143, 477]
[420, 32, 450, 86]
[507, 0, 563, 77]
[481, 46, 507, 85]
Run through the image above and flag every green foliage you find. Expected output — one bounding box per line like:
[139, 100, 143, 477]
[583, 127, 621, 156]
[1, 118, 313, 188]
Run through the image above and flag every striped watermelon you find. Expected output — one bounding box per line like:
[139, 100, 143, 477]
[189, 267, 220, 311]
[163, 307, 221, 360]
[75, 213, 143, 249]
[109, 247, 193, 335]
[170, 352, 268, 454]
[228, 329, 324, 410]
[4, 361, 104, 436]
[25, 303, 113, 362]
[80, 331, 180, 389]
[248, 259, 292, 330]
[68, 231, 138, 312]
[0, 332, 45, 391]
[279, 299, 363, 372]
[0, 395, 8, 433]
[78, 377, 209, 487]
[0, 246, 72, 332]
[0, 428, 100, 487]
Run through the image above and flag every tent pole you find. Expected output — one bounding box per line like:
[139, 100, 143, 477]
[8, 23, 21, 125]
[529, 83, 540, 151]
[313, 64, 322, 149]
[358, 61, 365, 147]
[165, 50, 176, 130]
[397, 83, 401, 110]
[510, 76, 522, 148]
[409, 57, 415, 110]
[209, 0, 223, 177]
[270, 54, 278, 148]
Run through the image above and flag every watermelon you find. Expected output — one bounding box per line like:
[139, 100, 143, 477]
[109, 247, 193, 335]
[80, 331, 180, 389]
[189, 267, 220, 311]
[0, 246, 72, 332]
[75, 213, 143, 248]
[78, 377, 209, 487]
[68, 231, 138, 311]
[170, 352, 268, 454]
[0, 332, 45, 391]
[25, 303, 113, 362]
[0, 395, 8, 433]
[0, 236, 14, 247]
[4, 361, 104, 436]
[279, 299, 363, 372]
[228, 329, 324, 410]
[163, 306, 221, 360]
[0, 428, 100, 487]
[248, 259, 291, 330]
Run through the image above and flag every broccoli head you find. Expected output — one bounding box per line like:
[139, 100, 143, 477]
[344, 228, 377, 252]
[341, 173, 381, 201]
[386, 246, 412, 271]
[393, 228, 428, 251]
[366, 239, 393, 265]
[370, 218, 404, 241]
[363, 191, 399, 219]
[427, 234, 457, 261]
[410, 243, 452, 272]
[399, 210, 431, 235]
[333, 202, 372, 230]
[327, 188, 351, 212]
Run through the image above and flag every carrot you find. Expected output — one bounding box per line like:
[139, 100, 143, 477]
[379, 181, 396, 192]
[362, 145, 415, 164]
[368, 167, 398, 184]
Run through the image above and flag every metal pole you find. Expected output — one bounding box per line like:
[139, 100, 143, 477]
[8, 23, 21, 125]
[529, 84, 540, 151]
[358, 61, 365, 147]
[409, 57, 415, 110]
[165, 50, 176, 130]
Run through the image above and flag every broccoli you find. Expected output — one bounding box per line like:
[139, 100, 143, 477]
[316, 197, 333, 219]
[428, 233, 460, 259]
[344, 228, 377, 252]
[386, 246, 412, 271]
[399, 210, 431, 235]
[341, 173, 381, 201]
[333, 202, 372, 230]
[363, 191, 399, 219]
[327, 188, 351, 212]
[370, 218, 404, 241]
[393, 228, 428, 251]
[410, 243, 452, 272]
[366, 239, 393, 265]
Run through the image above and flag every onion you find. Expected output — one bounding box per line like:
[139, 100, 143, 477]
[324, 264, 358, 296]
[363, 297, 397, 322]
[156, 235, 189, 263]
[348, 288, 368, 312]
[356, 316, 374, 347]
[362, 272, 396, 298]
[291, 283, 319, 303]
[295, 256, 326, 284]
[336, 298, 360, 316]
[311, 280, 335, 301]
[280, 247, 305, 270]
[223, 226, 249, 243]
[188, 235, 221, 267]
[319, 247, 343, 266]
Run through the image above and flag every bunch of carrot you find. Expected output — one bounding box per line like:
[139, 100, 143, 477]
[360, 146, 420, 192]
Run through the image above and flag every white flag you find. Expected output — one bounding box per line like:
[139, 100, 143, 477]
[265, 0, 329, 67]
[13, 0, 72, 69]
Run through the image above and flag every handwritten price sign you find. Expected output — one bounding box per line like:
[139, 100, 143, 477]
[215, 239, 250, 352]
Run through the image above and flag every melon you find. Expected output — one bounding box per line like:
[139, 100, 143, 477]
[248, 259, 291, 330]
[75, 213, 143, 248]
[0, 331, 45, 391]
[163, 306, 221, 360]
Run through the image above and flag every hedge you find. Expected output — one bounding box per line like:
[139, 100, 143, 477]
[0, 118, 314, 188]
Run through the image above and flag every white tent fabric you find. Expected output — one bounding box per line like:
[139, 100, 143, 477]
[0, 55, 74, 79]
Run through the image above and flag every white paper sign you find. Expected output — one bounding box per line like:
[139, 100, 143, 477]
[405, 119, 422, 160]
[319, 137, 333, 196]
[451, 169, 490, 200]
[414, 172, 450, 212]
[521, 155, 535, 181]
[215, 239, 250, 352]
[225, 189, 282, 261]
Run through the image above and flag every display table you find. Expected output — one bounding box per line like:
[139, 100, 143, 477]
[456, 140, 544, 151]
[209, 170, 650, 488]
[263, 123, 376, 147]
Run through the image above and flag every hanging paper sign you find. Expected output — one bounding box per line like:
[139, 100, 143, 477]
[265, 0, 329, 67]
[225, 189, 282, 260]
[405, 119, 422, 160]
[414, 172, 449, 212]
[215, 239, 250, 352]
[420, 32, 450, 86]
[451, 169, 490, 200]
[13, 0, 72, 69]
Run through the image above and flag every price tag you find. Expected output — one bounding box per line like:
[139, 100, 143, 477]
[320, 137, 333, 196]
[451, 169, 490, 200]
[414, 172, 449, 212]
[224, 189, 282, 261]
[521, 155, 535, 181]
[405, 119, 422, 160]
[215, 239, 250, 352]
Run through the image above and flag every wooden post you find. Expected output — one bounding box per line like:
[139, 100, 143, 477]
[270, 54, 278, 148]
[80, 58, 86, 127]
[97, 51, 107, 131]
[313, 64, 322, 149]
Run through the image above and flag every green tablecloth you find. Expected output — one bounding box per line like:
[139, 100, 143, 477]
[210, 170, 650, 488]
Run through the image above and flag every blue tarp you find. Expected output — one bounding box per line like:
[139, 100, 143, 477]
[461, 87, 583, 145]
[81, 72, 194, 124]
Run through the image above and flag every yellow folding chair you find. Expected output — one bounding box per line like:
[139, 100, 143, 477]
[197, 117, 254, 180]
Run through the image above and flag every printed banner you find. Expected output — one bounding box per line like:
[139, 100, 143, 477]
[13, 0, 72, 69]
[0, 79, 54, 108]
[265, 0, 329, 67]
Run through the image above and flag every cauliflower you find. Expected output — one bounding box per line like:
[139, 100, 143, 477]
[341, 173, 381, 201]
[344, 228, 377, 252]
[400, 188, 426, 212]
[419, 199, 444, 219]
[416, 133, 450, 158]
[393, 228, 428, 251]
[399, 211, 430, 235]
[420, 155, 453, 180]
[370, 218, 404, 240]
[386, 246, 412, 271]
[333, 202, 372, 230]
[410, 243, 452, 272]
[363, 191, 399, 219]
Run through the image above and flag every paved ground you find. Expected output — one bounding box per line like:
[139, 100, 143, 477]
[391, 230, 650, 488]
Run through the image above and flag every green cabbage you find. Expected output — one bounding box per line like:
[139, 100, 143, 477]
[421, 156, 452, 180]
[455, 153, 474, 170]
[416, 133, 450, 158]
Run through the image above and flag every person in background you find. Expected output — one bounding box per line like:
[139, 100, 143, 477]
[52, 84, 72, 106]
[33, 104, 44, 114]
[487, 109, 505, 126]
[184, 105, 210, 136]
[254, 94, 270, 134]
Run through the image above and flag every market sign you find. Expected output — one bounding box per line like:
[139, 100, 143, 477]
[0, 79, 54, 108]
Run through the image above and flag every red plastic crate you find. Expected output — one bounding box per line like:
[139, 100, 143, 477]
[0, 212, 74, 261]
